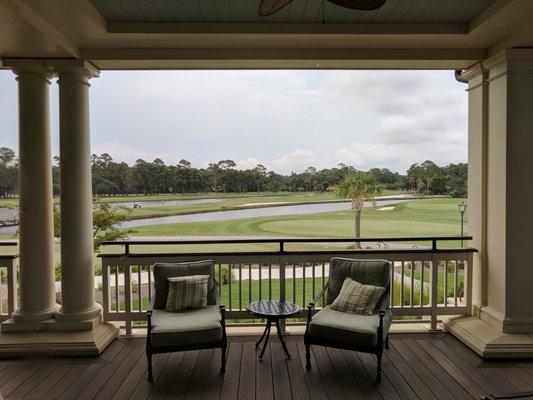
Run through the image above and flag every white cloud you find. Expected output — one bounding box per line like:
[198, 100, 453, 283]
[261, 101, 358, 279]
[271, 148, 322, 174]
[235, 157, 261, 170]
[0, 69, 467, 174]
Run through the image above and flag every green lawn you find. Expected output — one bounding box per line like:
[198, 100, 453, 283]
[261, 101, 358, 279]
[131, 197, 468, 248]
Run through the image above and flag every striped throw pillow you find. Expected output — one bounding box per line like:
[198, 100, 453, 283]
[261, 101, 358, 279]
[330, 277, 385, 315]
[165, 275, 209, 312]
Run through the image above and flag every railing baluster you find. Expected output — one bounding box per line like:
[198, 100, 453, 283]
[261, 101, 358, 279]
[269, 263, 272, 300]
[259, 263, 262, 300]
[443, 260, 448, 308]
[147, 265, 152, 304]
[238, 263, 242, 310]
[420, 261, 425, 306]
[7, 258, 17, 316]
[430, 254, 439, 330]
[218, 263, 222, 295]
[124, 261, 132, 335]
[228, 264, 232, 310]
[101, 259, 110, 318]
[248, 263, 252, 304]
[303, 262, 306, 306]
[312, 262, 316, 300]
[466, 252, 473, 314]
[454, 260, 459, 307]
[292, 262, 296, 304]
[410, 261, 414, 307]
[137, 265, 142, 311]
[401, 261, 405, 307]
[114, 265, 119, 313]
[390, 261, 396, 307]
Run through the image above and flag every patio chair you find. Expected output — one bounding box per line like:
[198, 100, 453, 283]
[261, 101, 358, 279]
[304, 258, 392, 383]
[146, 260, 227, 382]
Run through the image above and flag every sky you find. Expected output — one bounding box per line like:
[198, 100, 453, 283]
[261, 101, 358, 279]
[0, 69, 467, 174]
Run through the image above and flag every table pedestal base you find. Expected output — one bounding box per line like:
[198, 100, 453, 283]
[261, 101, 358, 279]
[256, 317, 291, 359]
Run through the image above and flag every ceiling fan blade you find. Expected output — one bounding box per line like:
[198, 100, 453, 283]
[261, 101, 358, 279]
[327, 0, 386, 11]
[258, 0, 294, 16]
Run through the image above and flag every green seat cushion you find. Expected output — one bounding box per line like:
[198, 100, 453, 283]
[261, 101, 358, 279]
[309, 305, 392, 347]
[153, 261, 217, 309]
[150, 305, 222, 347]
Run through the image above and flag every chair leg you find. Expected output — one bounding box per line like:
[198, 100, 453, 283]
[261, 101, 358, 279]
[304, 339, 311, 369]
[385, 336, 390, 350]
[376, 351, 382, 384]
[147, 348, 153, 382]
[221, 342, 227, 373]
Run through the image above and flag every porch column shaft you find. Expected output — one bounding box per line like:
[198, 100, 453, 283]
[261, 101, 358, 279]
[11, 67, 58, 322]
[55, 66, 101, 322]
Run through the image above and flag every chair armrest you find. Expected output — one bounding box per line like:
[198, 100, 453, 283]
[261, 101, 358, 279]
[308, 283, 329, 310]
[146, 293, 155, 319]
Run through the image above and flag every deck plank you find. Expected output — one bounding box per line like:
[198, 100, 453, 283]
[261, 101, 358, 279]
[270, 341, 292, 400]
[256, 339, 274, 400]
[128, 353, 171, 400]
[220, 341, 242, 400]
[183, 349, 215, 400]
[326, 348, 365, 399]
[201, 347, 225, 400]
[340, 350, 385, 400]
[238, 342, 256, 400]
[295, 341, 328, 400]
[312, 345, 346, 400]
[0, 333, 528, 400]
[285, 342, 310, 400]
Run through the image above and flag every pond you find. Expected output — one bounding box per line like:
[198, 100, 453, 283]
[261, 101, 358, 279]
[0, 199, 408, 233]
[119, 199, 408, 228]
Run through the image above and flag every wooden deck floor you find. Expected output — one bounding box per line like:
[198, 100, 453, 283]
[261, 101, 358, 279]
[1, 333, 533, 399]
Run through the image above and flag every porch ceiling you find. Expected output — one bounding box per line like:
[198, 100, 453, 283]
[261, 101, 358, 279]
[1, 0, 533, 69]
[89, 0, 496, 24]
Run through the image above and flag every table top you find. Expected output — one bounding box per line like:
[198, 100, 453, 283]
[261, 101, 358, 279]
[247, 300, 302, 318]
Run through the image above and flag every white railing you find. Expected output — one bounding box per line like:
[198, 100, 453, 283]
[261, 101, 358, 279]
[0, 253, 18, 323]
[98, 237, 475, 334]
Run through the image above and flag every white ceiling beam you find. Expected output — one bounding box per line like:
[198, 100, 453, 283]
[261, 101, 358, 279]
[3, 0, 80, 57]
[107, 22, 468, 36]
[81, 47, 486, 70]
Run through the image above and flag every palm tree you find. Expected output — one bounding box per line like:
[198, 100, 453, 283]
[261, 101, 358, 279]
[335, 172, 383, 248]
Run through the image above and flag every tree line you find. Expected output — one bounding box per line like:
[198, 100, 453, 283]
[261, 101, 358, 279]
[0, 147, 467, 198]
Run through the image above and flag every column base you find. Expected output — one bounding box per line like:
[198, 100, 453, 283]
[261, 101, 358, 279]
[55, 303, 102, 323]
[1, 315, 100, 332]
[0, 321, 118, 357]
[10, 305, 59, 324]
[443, 315, 533, 358]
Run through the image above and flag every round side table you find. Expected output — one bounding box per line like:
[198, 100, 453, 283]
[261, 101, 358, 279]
[247, 300, 301, 359]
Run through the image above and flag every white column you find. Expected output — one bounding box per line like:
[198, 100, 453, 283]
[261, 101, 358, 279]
[11, 66, 58, 323]
[55, 63, 102, 323]
[446, 50, 533, 355]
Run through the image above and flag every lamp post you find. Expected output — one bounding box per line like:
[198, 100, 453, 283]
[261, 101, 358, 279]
[458, 201, 467, 246]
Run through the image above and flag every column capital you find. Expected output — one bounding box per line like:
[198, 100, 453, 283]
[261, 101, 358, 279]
[1, 59, 54, 81]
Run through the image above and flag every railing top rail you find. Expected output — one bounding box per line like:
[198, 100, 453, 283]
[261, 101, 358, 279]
[0, 241, 18, 246]
[0, 254, 19, 259]
[98, 247, 478, 258]
[101, 236, 473, 246]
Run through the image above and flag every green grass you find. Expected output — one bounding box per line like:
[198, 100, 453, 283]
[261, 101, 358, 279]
[131, 197, 467, 248]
